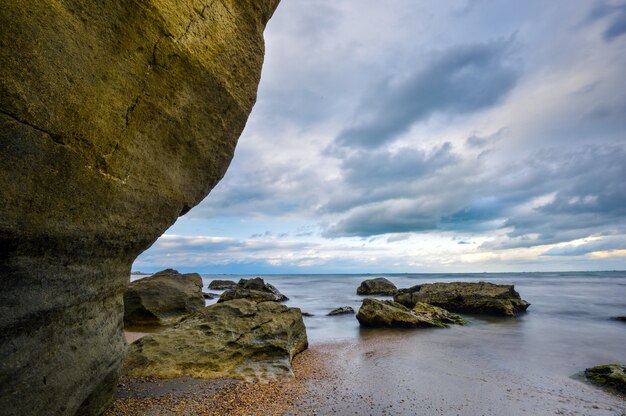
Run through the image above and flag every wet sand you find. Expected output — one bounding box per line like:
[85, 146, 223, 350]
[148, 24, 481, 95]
[107, 333, 625, 415]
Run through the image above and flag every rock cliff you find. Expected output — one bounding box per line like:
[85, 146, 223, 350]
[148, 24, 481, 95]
[0, 1, 280, 415]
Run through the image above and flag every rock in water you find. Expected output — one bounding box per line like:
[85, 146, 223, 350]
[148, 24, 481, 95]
[394, 282, 530, 316]
[357, 277, 398, 295]
[208, 279, 238, 290]
[125, 299, 308, 379]
[356, 299, 447, 328]
[328, 306, 355, 316]
[218, 277, 289, 303]
[585, 364, 626, 394]
[412, 302, 465, 325]
[0, 1, 280, 414]
[124, 269, 205, 327]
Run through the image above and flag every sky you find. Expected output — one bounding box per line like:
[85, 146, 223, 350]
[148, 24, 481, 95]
[134, 0, 626, 274]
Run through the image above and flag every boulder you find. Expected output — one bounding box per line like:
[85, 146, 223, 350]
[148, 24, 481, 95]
[125, 299, 308, 379]
[585, 364, 626, 394]
[218, 277, 288, 303]
[356, 299, 446, 328]
[203, 292, 220, 300]
[208, 279, 238, 290]
[357, 277, 397, 295]
[328, 306, 355, 316]
[0, 1, 280, 414]
[394, 282, 530, 316]
[124, 269, 205, 327]
[412, 302, 465, 325]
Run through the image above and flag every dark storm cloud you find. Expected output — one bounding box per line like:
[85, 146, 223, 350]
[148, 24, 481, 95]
[335, 39, 520, 148]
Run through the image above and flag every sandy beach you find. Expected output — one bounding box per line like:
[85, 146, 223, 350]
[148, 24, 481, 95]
[107, 334, 625, 416]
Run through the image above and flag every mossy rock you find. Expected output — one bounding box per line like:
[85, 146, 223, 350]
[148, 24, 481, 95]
[585, 364, 626, 394]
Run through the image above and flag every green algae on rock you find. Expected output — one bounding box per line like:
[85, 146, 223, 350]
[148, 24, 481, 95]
[124, 269, 205, 327]
[585, 364, 626, 394]
[0, 0, 280, 414]
[412, 302, 465, 325]
[125, 299, 308, 379]
[395, 281, 530, 316]
[357, 298, 456, 328]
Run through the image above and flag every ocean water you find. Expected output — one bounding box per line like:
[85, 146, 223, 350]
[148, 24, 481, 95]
[203, 273, 626, 380]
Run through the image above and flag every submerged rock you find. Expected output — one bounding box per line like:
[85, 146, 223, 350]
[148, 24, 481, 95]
[394, 281, 530, 316]
[585, 364, 626, 394]
[328, 306, 355, 316]
[611, 316, 626, 323]
[208, 279, 238, 290]
[125, 299, 308, 379]
[356, 299, 447, 328]
[218, 277, 288, 303]
[124, 269, 205, 327]
[357, 277, 398, 295]
[0, 1, 280, 413]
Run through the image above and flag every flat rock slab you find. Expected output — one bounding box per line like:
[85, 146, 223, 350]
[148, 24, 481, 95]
[357, 277, 397, 295]
[208, 280, 238, 290]
[124, 269, 204, 327]
[394, 281, 530, 316]
[357, 299, 452, 328]
[125, 299, 308, 379]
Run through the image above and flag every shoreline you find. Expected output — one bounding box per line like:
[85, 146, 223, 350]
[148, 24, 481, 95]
[107, 334, 625, 415]
[105, 343, 338, 416]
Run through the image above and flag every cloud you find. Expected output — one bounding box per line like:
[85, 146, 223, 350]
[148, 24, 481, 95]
[588, 1, 626, 41]
[324, 143, 626, 243]
[335, 39, 520, 148]
[542, 236, 626, 256]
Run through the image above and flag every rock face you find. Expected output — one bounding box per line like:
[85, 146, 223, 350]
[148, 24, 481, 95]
[394, 282, 530, 316]
[124, 269, 204, 327]
[208, 279, 238, 290]
[585, 364, 626, 394]
[357, 277, 397, 295]
[0, 1, 280, 415]
[218, 277, 288, 303]
[357, 299, 449, 328]
[125, 299, 308, 379]
[328, 306, 355, 316]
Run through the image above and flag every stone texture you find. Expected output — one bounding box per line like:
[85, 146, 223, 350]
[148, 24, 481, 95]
[356, 299, 447, 328]
[394, 282, 530, 316]
[356, 277, 397, 295]
[0, 1, 280, 415]
[208, 279, 238, 290]
[412, 302, 465, 325]
[218, 277, 288, 303]
[124, 269, 205, 327]
[327, 306, 355, 316]
[585, 364, 626, 394]
[125, 299, 308, 379]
